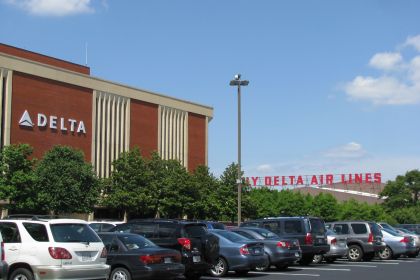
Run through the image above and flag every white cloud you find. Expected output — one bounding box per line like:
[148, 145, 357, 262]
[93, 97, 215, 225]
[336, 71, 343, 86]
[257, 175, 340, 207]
[405, 35, 420, 52]
[323, 142, 367, 159]
[256, 164, 273, 173]
[6, 0, 95, 16]
[344, 35, 420, 105]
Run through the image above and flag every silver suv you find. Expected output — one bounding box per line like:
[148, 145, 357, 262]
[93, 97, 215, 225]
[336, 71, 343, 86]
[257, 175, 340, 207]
[326, 221, 385, 262]
[0, 218, 110, 280]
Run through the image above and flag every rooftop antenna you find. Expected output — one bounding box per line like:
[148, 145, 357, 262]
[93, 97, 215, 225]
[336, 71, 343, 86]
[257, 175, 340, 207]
[85, 42, 88, 66]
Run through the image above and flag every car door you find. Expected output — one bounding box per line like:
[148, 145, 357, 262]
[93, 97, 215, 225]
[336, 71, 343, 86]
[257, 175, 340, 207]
[0, 222, 22, 263]
[332, 223, 351, 244]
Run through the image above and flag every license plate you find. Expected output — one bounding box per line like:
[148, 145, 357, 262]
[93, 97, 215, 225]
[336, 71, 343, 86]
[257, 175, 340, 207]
[193, 255, 201, 263]
[164, 257, 172, 263]
[295, 252, 300, 257]
[254, 249, 261, 254]
[318, 239, 324, 243]
[80, 252, 92, 262]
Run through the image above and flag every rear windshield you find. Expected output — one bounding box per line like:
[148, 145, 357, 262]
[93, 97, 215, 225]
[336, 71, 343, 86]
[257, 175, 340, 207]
[240, 222, 260, 227]
[51, 224, 101, 243]
[309, 219, 326, 234]
[118, 234, 157, 250]
[251, 228, 279, 239]
[369, 223, 383, 236]
[216, 230, 249, 242]
[211, 223, 226, 230]
[383, 228, 400, 237]
[184, 225, 207, 238]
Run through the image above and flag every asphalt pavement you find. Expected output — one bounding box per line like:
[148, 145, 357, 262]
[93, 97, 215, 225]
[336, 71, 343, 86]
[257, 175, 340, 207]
[197, 256, 420, 280]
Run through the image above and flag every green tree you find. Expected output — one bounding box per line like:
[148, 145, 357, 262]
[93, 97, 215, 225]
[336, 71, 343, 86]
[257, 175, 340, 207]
[248, 187, 279, 219]
[310, 193, 339, 222]
[404, 170, 420, 204]
[380, 172, 418, 209]
[102, 147, 153, 220]
[276, 190, 306, 216]
[0, 144, 38, 212]
[36, 145, 99, 214]
[219, 163, 241, 223]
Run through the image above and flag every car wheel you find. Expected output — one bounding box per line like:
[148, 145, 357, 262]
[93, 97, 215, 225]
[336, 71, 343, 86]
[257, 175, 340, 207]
[235, 270, 249, 276]
[210, 257, 228, 277]
[348, 245, 363, 262]
[298, 255, 314, 265]
[378, 246, 393, 260]
[110, 267, 131, 280]
[324, 257, 336, 263]
[275, 263, 289, 270]
[312, 254, 323, 264]
[9, 268, 35, 280]
[255, 253, 271, 271]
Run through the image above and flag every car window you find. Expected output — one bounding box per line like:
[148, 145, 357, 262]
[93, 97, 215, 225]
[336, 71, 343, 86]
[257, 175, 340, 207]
[0, 222, 21, 243]
[369, 223, 383, 236]
[333, 224, 350, 235]
[234, 231, 256, 240]
[262, 221, 280, 232]
[89, 223, 101, 232]
[216, 231, 249, 242]
[99, 234, 119, 253]
[241, 222, 260, 227]
[284, 220, 303, 234]
[131, 223, 157, 238]
[383, 228, 401, 236]
[252, 228, 279, 239]
[23, 223, 49, 242]
[101, 224, 116, 232]
[118, 234, 157, 250]
[112, 224, 132, 233]
[51, 223, 101, 243]
[351, 223, 368, 234]
[309, 218, 326, 234]
[158, 223, 177, 238]
[211, 223, 226, 230]
[184, 225, 207, 238]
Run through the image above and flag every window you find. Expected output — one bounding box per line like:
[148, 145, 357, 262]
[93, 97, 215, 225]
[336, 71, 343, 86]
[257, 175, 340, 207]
[184, 225, 207, 238]
[89, 223, 101, 232]
[99, 234, 119, 253]
[131, 223, 157, 238]
[158, 224, 177, 238]
[101, 224, 116, 232]
[113, 224, 132, 233]
[51, 224, 101, 243]
[262, 221, 280, 233]
[234, 231, 256, 240]
[309, 219, 326, 234]
[333, 224, 350, 235]
[118, 234, 157, 250]
[0, 223, 21, 243]
[284, 220, 303, 234]
[23, 223, 49, 242]
[351, 223, 368, 234]
[216, 231, 248, 242]
[253, 228, 279, 239]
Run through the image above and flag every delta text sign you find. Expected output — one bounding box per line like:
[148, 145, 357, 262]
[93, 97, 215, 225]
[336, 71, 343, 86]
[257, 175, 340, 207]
[245, 172, 382, 187]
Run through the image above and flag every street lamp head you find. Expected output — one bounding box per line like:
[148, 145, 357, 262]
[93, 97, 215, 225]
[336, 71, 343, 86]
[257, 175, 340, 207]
[234, 74, 241, 80]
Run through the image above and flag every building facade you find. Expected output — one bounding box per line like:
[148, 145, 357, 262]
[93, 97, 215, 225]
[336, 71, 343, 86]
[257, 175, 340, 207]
[0, 43, 213, 177]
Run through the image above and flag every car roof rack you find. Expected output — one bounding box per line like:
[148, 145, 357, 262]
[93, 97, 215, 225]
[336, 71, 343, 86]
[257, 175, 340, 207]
[4, 214, 63, 221]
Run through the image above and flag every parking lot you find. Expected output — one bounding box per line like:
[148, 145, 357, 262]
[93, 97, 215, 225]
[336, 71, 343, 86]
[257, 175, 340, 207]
[196, 257, 420, 280]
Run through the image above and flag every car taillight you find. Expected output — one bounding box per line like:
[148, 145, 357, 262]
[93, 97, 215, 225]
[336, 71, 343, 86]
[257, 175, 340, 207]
[400, 237, 410, 243]
[177, 238, 191, 250]
[139, 255, 163, 264]
[48, 247, 72, 259]
[305, 233, 313, 245]
[1, 242, 4, 261]
[367, 233, 374, 243]
[239, 245, 250, 255]
[100, 247, 107, 258]
[330, 238, 337, 245]
[277, 241, 291, 248]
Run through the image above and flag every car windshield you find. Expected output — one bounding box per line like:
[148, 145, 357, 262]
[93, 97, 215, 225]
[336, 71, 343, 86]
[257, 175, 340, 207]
[383, 228, 401, 237]
[118, 234, 157, 250]
[51, 223, 101, 243]
[215, 230, 249, 242]
[310, 218, 326, 234]
[251, 228, 279, 239]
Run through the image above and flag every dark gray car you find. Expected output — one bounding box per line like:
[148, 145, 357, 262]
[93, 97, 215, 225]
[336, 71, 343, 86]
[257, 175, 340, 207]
[209, 230, 268, 277]
[326, 221, 385, 262]
[231, 227, 301, 271]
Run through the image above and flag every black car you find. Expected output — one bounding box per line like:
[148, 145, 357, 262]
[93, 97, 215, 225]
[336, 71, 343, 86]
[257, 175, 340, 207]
[111, 219, 219, 280]
[241, 216, 329, 265]
[99, 232, 184, 280]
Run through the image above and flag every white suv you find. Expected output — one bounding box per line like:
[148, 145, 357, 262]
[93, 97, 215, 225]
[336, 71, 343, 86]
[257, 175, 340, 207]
[0, 218, 110, 280]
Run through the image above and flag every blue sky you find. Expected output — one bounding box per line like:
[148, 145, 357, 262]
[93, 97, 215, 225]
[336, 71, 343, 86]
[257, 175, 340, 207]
[1, 0, 420, 181]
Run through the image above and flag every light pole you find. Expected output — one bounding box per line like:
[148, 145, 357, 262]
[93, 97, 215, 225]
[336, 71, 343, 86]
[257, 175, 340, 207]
[230, 74, 249, 226]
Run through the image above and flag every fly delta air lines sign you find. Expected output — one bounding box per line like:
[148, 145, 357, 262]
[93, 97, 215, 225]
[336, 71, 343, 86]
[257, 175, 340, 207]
[18, 110, 87, 134]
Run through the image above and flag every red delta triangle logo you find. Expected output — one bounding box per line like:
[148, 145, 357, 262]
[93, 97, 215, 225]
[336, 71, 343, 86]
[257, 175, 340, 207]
[18, 110, 87, 134]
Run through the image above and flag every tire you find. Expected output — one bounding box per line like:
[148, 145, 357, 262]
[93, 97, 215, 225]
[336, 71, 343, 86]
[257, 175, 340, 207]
[9, 268, 34, 280]
[378, 246, 393, 260]
[255, 254, 271, 271]
[312, 254, 323, 264]
[275, 263, 289, 270]
[235, 270, 249, 276]
[348, 245, 363, 262]
[324, 257, 336, 263]
[210, 257, 228, 277]
[298, 255, 314, 265]
[110, 267, 131, 280]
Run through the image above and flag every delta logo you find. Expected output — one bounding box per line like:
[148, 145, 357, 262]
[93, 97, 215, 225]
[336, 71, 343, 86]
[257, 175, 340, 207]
[18, 110, 87, 134]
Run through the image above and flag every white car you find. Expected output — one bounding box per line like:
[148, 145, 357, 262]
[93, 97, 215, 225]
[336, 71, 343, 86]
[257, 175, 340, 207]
[0, 218, 110, 280]
[88, 221, 124, 233]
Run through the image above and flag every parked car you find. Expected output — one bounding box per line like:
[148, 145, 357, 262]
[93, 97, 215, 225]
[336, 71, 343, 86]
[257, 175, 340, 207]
[240, 216, 329, 265]
[231, 227, 301, 270]
[0, 232, 9, 280]
[199, 221, 226, 230]
[89, 221, 125, 233]
[0, 218, 109, 280]
[395, 227, 420, 256]
[111, 219, 219, 280]
[378, 228, 417, 260]
[326, 221, 385, 262]
[313, 229, 348, 264]
[98, 232, 184, 280]
[396, 224, 420, 234]
[208, 229, 268, 277]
